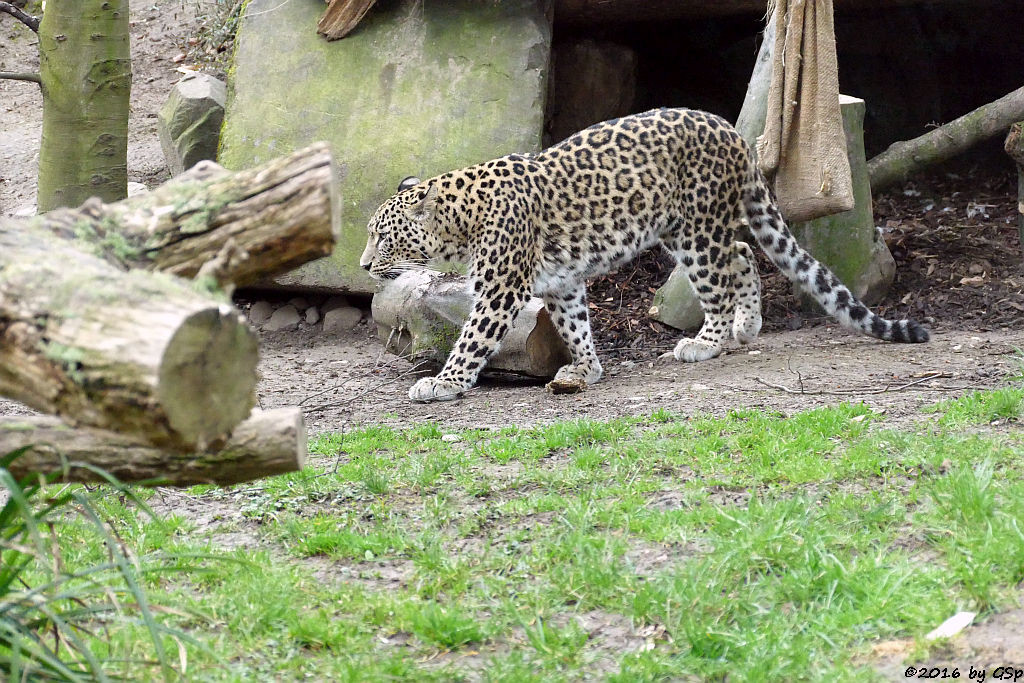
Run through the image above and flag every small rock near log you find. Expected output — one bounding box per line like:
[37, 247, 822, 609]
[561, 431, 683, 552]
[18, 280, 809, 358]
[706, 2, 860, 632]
[264, 305, 301, 331]
[323, 306, 363, 333]
[158, 73, 227, 176]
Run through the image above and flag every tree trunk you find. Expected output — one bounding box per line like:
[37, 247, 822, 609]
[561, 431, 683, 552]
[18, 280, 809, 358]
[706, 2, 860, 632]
[1005, 122, 1024, 253]
[37, 0, 131, 211]
[39, 144, 339, 289]
[735, 6, 776, 153]
[0, 225, 258, 451]
[1, 408, 306, 486]
[869, 86, 1024, 192]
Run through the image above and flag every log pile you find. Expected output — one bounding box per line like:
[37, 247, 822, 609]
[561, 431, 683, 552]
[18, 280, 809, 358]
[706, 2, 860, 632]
[0, 144, 338, 486]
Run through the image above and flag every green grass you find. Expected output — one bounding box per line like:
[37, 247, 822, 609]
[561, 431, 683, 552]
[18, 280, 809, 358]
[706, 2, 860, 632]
[5, 387, 1023, 681]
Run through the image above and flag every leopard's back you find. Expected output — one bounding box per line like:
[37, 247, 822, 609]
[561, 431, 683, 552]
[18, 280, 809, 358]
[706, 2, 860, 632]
[529, 108, 753, 289]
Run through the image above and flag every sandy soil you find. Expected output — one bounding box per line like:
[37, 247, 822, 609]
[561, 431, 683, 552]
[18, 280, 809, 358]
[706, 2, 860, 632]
[250, 318, 1021, 435]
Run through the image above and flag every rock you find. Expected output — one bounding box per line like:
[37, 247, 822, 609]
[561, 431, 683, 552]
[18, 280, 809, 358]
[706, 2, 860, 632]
[323, 306, 363, 334]
[791, 95, 895, 307]
[371, 270, 571, 379]
[248, 300, 274, 325]
[649, 266, 704, 332]
[304, 306, 321, 325]
[157, 72, 226, 176]
[219, 0, 551, 294]
[287, 296, 309, 312]
[264, 304, 301, 331]
[546, 39, 637, 144]
[127, 182, 148, 196]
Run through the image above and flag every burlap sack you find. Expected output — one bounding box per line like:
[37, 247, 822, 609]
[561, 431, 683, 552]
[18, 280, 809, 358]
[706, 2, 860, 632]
[756, 0, 854, 222]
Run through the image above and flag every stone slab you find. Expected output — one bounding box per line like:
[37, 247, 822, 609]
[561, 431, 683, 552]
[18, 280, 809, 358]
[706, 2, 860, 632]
[220, 0, 552, 294]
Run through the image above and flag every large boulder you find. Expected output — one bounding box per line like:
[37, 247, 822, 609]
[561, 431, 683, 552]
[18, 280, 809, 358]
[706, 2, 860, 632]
[219, 0, 552, 294]
[157, 73, 226, 176]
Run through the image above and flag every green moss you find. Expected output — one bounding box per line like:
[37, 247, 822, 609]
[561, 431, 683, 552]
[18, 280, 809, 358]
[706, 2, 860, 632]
[40, 340, 87, 384]
[429, 322, 461, 355]
[219, 0, 550, 292]
[71, 217, 147, 264]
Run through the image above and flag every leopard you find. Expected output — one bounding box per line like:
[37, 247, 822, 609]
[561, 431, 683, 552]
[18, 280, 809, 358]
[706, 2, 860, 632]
[360, 107, 930, 403]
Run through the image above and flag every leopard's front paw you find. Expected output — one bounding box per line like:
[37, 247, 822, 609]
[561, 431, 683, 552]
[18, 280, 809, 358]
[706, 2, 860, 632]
[554, 359, 603, 385]
[672, 339, 722, 363]
[408, 376, 467, 402]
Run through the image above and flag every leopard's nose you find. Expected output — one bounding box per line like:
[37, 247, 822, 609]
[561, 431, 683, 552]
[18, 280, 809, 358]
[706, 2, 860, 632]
[361, 263, 372, 271]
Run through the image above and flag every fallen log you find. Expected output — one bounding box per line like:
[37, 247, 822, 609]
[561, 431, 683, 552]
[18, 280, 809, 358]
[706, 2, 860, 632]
[318, 0, 377, 40]
[868, 86, 1024, 192]
[0, 225, 258, 451]
[1, 408, 306, 486]
[37, 143, 339, 290]
[371, 270, 571, 378]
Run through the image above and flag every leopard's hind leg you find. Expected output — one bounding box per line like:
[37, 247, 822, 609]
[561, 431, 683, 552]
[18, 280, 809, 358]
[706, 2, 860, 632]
[731, 240, 762, 345]
[661, 222, 738, 363]
[543, 283, 603, 384]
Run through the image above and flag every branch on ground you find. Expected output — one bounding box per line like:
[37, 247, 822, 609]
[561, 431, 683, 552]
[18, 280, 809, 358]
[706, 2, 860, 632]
[0, 1, 39, 31]
[0, 71, 41, 84]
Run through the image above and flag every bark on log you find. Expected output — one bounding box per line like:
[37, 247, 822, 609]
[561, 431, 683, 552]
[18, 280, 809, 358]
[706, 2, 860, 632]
[318, 0, 377, 40]
[371, 271, 571, 378]
[0, 225, 258, 450]
[37, 143, 339, 290]
[1, 408, 306, 486]
[869, 86, 1024, 192]
[1005, 122, 1024, 252]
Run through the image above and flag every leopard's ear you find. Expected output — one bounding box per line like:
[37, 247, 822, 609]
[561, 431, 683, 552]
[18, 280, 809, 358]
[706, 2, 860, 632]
[410, 183, 438, 219]
[397, 176, 421, 192]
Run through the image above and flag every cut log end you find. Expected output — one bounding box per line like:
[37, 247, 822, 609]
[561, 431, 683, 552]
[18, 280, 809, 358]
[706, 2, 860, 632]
[158, 305, 258, 449]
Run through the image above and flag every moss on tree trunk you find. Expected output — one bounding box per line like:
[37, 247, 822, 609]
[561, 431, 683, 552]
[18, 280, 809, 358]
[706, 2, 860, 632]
[37, 0, 131, 211]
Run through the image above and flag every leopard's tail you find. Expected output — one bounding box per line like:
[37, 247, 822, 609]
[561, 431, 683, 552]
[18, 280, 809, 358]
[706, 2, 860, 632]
[742, 170, 930, 344]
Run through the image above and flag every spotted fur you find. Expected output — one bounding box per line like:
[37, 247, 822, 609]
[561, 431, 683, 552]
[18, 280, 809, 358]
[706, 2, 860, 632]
[361, 108, 930, 402]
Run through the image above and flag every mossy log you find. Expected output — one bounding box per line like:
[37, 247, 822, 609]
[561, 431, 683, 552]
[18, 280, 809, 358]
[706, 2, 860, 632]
[38, 143, 339, 289]
[371, 270, 571, 378]
[869, 86, 1024, 192]
[0, 225, 258, 451]
[1, 408, 306, 486]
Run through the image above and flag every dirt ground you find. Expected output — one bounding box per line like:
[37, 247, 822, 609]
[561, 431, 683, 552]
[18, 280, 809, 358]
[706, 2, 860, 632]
[3, 2, 1024, 677]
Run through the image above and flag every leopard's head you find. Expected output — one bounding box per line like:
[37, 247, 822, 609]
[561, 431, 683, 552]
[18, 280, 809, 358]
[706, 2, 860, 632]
[361, 177, 442, 280]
